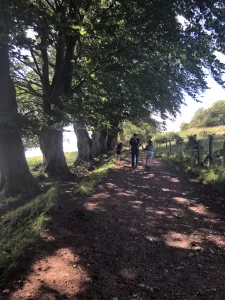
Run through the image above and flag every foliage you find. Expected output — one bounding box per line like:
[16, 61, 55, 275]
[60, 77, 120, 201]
[10, 1, 225, 138]
[180, 122, 189, 131]
[122, 120, 160, 144]
[185, 100, 225, 129]
[0, 185, 58, 285]
[153, 132, 183, 145]
[185, 135, 198, 150]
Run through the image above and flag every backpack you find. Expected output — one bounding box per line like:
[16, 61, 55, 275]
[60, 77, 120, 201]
[130, 137, 138, 147]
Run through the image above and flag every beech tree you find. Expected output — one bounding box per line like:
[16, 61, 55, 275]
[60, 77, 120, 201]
[0, 1, 38, 197]
[12, 0, 225, 168]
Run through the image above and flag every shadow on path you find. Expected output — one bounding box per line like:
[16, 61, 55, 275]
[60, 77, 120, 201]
[7, 157, 225, 300]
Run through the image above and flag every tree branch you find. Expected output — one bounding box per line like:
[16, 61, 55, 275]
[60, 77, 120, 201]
[43, 0, 56, 11]
[15, 83, 42, 98]
[29, 47, 43, 81]
[16, 57, 41, 78]
[72, 79, 85, 93]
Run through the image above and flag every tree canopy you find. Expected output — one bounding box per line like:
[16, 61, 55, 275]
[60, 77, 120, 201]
[12, 0, 225, 130]
[2, 0, 225, 194]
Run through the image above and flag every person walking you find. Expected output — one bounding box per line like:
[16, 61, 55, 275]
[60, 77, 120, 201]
[144, 139, 154, 170]
[129, 134, 142, 168]
[115, 142, 123, 165]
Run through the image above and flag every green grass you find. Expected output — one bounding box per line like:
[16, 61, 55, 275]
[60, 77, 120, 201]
[180, 125, 225, 139]
[154, 127, 225, 195]
[159, 149, 225, 195]
[26, 155, 43, 170]
[26, 152, 78, 174]
[0, 185, 59, 285]
[65, 152, 78, 167]
[155, 134, 224, 165]
[75, 156, 115, 196]
[166, 155, 225, 195]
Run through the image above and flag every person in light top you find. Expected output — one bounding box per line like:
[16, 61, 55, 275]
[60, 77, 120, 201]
[144, 139, 154, 170]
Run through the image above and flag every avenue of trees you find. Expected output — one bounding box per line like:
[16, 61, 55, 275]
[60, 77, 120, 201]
[1, 0, 225, 197]
[180, 100, 225, 130]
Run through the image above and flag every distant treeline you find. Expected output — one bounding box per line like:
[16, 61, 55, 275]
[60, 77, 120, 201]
[180, 100, 225, 130]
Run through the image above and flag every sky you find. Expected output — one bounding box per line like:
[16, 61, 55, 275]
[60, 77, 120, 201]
[166, 75, 225, 132]
[166, 51, 225, 132]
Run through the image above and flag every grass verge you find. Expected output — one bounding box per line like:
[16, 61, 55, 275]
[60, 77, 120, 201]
[161, 153, 225, 195]
[75, 155, 115, 196]
[0, 185, 59, 287]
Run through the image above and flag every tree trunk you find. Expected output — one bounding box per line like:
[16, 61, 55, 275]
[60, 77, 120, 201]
[0, 129, 39, 197]
[99, 130, 107, 153]
[40, 128, 72, 178]
[107, 133, 118, 151]
[208, 135, 215, 167]
[92, 130, 108, 157]
[0, 45, 38, 197]
[74, 126, 93, 162]
[92, 132, 101, 157]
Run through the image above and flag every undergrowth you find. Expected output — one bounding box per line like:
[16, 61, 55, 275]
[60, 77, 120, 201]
[0, 185, 59, 287]
[161, 153, 225, 195]
[75, 156, 115, 196]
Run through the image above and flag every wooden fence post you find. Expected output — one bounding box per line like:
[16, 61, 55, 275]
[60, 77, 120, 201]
[223, 141, 225, 169]
[208, 135, 215, 167]
[197, 141, 201, 165]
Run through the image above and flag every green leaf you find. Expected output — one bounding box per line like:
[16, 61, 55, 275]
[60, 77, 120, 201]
[80, 30, 87, 35]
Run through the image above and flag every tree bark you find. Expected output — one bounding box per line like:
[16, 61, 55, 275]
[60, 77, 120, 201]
[92, 130, 108, 157]
[0, 45, 38, 197]
[74, 126, 93, 162]
[92, 132, 101, 157]
[107, 133, 118, 151]
[40, 128, 72, 178]
[99, 130, 107, 153]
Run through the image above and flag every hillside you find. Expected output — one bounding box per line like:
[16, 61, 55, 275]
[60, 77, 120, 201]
[180, 125, 225, 139]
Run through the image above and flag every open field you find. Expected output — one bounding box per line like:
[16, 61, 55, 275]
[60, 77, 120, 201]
[26, 152, 78, 174]
[180, 125, 225, 139]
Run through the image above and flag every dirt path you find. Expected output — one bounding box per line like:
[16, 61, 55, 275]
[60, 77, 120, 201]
[7, 155, 225, 300]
